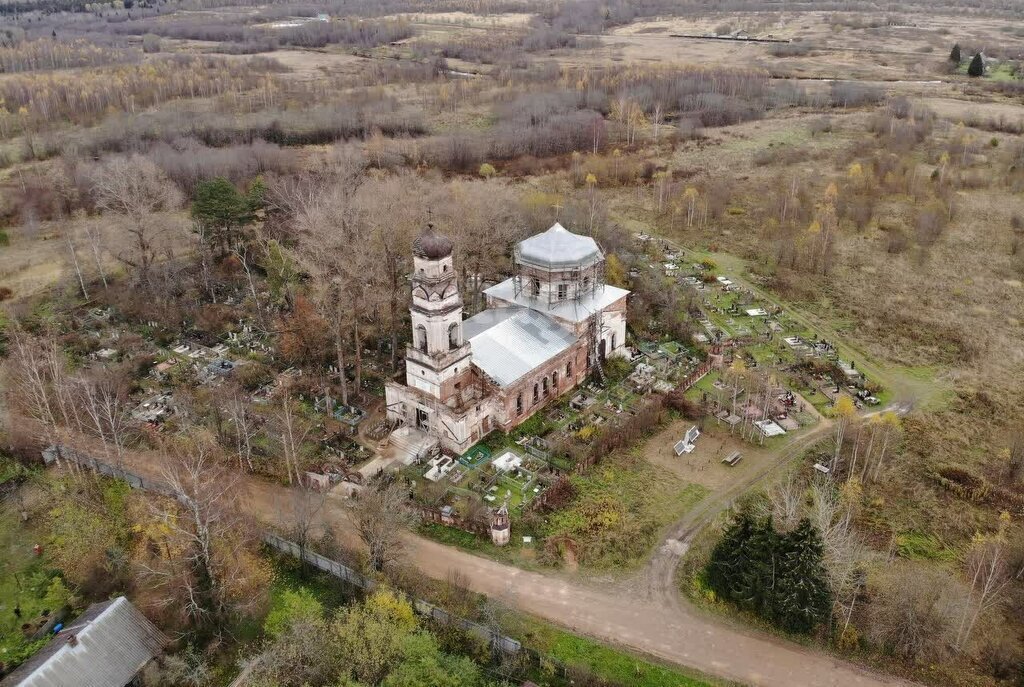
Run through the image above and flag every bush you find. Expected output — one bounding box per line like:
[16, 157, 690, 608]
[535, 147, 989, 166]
[141, 34, 161, 53]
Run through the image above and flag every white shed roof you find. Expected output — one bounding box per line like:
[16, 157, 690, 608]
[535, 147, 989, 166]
[466, 308, 576, 387]
[516, 223, 602, 270]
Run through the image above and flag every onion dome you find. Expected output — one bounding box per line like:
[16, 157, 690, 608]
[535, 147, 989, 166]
[412, 224, 453, 259]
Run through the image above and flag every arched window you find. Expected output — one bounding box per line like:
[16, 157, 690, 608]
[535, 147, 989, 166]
[416, 325, 427, 353]
[566, 361, 572, 377]
[448, 323, 460, 349]
[542, 377, 549, 396]
[552, 371, 559, 389]
[611, 333, 617, 351]
[533, 383, 539, 403]
[516, 393, 523, 415]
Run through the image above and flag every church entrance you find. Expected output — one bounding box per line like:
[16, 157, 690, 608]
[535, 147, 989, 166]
[416, 408, 429, 430]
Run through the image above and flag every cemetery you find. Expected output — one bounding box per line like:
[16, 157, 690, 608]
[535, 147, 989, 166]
[36, 227, 889, 566]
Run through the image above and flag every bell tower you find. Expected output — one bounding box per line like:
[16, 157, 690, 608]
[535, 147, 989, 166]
[404, 227, 471, 402]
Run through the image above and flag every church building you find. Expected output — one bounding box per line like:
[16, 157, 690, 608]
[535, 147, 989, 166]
[385, 223, 629, 455]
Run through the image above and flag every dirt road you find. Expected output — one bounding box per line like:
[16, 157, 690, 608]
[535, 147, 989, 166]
[102, 439, 911, 687]
[100, 358, 919, 686]
[231, 470, 913, 687]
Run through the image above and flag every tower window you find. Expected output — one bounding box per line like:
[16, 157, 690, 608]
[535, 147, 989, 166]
[448, 322, 460, 349]
[416, 325, 427, 353]
[557, 283, 568, 300]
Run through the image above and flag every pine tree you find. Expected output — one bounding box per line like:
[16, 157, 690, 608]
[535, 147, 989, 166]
[774, 519, 833, 634]
[949, 43, 961, 64]
[968, 53, 985, 77]
[192, 177, 253, 254]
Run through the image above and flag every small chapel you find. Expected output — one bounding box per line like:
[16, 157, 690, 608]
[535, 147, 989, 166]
[385, 222, 629, 455]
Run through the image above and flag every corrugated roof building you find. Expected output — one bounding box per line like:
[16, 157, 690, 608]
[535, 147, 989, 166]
[465, 308, 577, 387]
[1, 597, 167, 687]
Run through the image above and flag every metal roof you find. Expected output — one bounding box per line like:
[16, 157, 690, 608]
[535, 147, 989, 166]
[483, 278, 630, 324]
[1, 597, 167, 687]
[516, 223, 602, 270]
[467, 309, 576, 387]
[462, 307, 522, 340]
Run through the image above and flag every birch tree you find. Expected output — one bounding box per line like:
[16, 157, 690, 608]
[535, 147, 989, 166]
[831, 394, 856, 472]
[76, 368, 132, 468]
[954, 515, 1014, 652]
[85, 154, 182, 286]
[224, 387, 260, 472]
[274, 394, 311, 486]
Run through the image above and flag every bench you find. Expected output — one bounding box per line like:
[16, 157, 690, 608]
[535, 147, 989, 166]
[722, 451, 742, 466]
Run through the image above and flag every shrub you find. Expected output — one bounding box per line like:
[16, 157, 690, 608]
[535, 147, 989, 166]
[141, 34, 161, 53]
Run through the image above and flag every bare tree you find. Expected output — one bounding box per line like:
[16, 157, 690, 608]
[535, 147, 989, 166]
[224, 387, 260, 472]
[4, 329, 79, 452]
[283, 487, 326, 570]
[64, 230, 89, 300]
[808, 478, 866, 612]
[75, 367, 132, 468]
[80, 214, 109, 290]
[273, 394, 310, 486]
[85, 154, 183, 285]
[868, 566, 963, 663]
[955, 527, 1013, 652]
[287, 145, 369, 405]
[349, 481, 415, 572]
[145, 436, 266, 629]
[764, 474, 803, 532]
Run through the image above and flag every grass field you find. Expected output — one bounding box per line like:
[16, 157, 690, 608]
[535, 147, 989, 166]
[502, 612, 726, 687]
[0, 505, 72, 674]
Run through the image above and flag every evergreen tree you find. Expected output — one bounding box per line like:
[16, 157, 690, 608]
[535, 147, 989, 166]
[774, 519, 833, 634]
[192, 177, 253, 254]
[732, 517, 780, 621]
[949, 43, 961, 64]
[968, 52, 985, 77]
[707, 513, 781, 620]
[706, 511, 757, 600]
